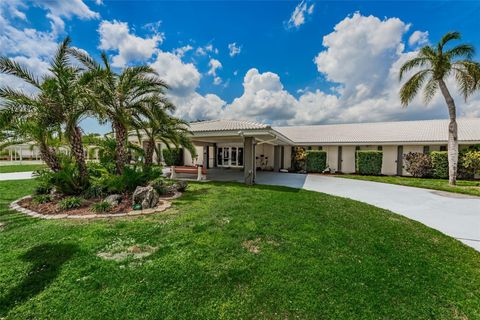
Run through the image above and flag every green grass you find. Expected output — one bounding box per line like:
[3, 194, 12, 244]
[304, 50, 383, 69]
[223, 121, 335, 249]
[336, 174, 480, 197]
[1, 179, 480, 319]
[0, 164, 46, 173]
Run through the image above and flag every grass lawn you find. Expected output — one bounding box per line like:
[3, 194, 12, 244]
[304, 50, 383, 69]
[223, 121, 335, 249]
[336, 174, 480, 197]
[0, 164, 46, 173]
[1, 180, 480, 319]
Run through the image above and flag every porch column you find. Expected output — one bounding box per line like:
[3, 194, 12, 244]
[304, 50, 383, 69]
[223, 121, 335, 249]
[244, 137, 256, 185]
[273, 145, 281, 172]
[213, 143, 217, 167]
[203, 146, 209, 168]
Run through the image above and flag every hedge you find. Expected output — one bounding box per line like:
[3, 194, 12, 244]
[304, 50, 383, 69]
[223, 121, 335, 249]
[356, 150, 383, 175]
[404, 152, 433, 178]
[162, 148, 184, 166]
[431, 151, 449, 179]
[305, 150, 327, 173]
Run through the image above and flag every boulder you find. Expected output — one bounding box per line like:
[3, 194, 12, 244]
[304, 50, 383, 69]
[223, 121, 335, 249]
[104, 194, 122, 206]
[174, 181, 188, 192]
[132, 186, 159, 209]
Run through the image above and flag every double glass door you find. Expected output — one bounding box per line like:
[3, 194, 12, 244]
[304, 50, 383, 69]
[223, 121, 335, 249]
[217, 146, 244, 167]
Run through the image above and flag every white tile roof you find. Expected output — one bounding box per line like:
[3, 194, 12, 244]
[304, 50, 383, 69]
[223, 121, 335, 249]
[189, 119, 270, 132]
[273, 119, 480, 144]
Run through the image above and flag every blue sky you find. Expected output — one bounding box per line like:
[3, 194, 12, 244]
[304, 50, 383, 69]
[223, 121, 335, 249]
[1, 1, 480, 133]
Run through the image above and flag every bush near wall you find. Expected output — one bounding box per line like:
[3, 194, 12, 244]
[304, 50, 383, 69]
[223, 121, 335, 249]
[404, 152, 433, 178]
[162, 148, 183, 166]
[356, 151, 383, 175]
[305, 150, 327, 173]
[431, 151, 449, 179]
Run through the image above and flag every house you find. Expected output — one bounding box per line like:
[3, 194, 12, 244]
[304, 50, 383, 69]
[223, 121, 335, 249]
[140, 118, 480, 184]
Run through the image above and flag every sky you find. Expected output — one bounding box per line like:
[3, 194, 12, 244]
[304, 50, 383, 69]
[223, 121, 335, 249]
[1, 0, 480, 134]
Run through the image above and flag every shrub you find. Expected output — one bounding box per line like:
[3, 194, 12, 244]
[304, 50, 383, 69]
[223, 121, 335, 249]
[404, 152, 433, 178]
[149, 177, 167, 194]
[292, 147, 307, 171]
[58, 197, 83, 210]
[431, 151, 449, 179]
[356, 151, 383, 175]
[162, 148, 183, 166]
[32, 194, 53, 204]
[305, 150, 327, 173]
[461, 150, 480, 177]
[91, 201, 112, 213]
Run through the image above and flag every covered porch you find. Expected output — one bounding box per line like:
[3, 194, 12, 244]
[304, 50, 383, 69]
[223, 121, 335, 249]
[186, 120, 294, 185]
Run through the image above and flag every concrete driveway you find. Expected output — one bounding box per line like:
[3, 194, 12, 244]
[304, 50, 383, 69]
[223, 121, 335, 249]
[255, 172, 480, 252]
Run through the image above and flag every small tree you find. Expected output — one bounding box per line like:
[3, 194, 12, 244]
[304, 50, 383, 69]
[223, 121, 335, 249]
[462, 150, 480, 177]
[404, 152, 433, 177]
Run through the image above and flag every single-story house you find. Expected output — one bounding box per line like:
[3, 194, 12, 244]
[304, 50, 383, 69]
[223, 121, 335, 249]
[135, 118, 480, 184]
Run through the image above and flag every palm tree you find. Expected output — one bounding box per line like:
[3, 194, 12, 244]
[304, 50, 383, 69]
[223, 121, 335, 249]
[132, 98, 196, 168]
[68, 49, 168, 175]
[399, 31, 480, 185]
[0, 57, 63, 171]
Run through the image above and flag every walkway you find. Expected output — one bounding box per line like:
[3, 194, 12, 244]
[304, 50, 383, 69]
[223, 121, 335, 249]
[0, 171, 34, 181]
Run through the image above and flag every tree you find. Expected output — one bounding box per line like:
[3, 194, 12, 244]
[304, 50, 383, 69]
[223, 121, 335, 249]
[399, 31, 480, 185]
[0, 57, 63, 171]
[132, 98, 196, 168]
[69, 49, 168, 175]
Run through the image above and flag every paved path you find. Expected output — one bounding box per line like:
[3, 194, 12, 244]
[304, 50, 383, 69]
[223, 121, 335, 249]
[0, 171, 34, 181]
[255, 172, 480, 252]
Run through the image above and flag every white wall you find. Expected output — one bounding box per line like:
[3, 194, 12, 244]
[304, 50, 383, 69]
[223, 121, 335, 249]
[283, 146, 292, 170]
[255, 144, 274, 170]
[381, 146, 397, 175]
[325, 146, 338, 171]
[341, 146, 356, 173]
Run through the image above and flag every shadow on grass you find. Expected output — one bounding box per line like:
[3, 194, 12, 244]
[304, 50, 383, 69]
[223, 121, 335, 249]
[0, 243, 78, 316]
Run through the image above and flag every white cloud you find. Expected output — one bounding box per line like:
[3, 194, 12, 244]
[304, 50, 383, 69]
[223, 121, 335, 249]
[173, 45, 193, 58]
[150, 51, 201, 95]
[207, 58, 222, 84]
[195, 44, 218, 56]
[98, 20, 163, 67]
[228, 42, 241, 57]
[408, 30, 429, 47]
[35, 0, 99, 35]
[286, 1, 315, 29]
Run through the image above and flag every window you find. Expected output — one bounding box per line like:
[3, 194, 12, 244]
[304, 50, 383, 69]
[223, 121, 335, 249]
[377, 146, 383, 151]
[423, 146, 430, 154]
[440, 145, 447, 151]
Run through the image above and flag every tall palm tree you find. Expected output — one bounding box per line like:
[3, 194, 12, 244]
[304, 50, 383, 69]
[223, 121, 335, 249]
[68, 49, 168, 175]
[132, 98, 196, 168]
[48, 37, 98, 183]
[0, 57, 63, 171]
[399, 31, 480, 185]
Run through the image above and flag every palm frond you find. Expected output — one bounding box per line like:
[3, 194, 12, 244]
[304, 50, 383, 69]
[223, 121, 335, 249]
[399, 69, 431, 107]
[0, 57, 41, 88]
[438, 31, 461, 51]
[445, 44, 475, 60]
[399, 57, 430, 81]
[422, 78, 438, 104]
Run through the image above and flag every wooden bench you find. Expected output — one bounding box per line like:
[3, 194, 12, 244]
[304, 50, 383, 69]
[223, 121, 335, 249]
[170, 165, 207, 181]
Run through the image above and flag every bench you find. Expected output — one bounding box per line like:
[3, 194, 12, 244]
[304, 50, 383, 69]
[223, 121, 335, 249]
[170, 165, 207, 181]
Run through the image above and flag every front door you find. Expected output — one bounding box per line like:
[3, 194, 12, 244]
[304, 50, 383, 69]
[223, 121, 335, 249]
[217, 146, 244, 167]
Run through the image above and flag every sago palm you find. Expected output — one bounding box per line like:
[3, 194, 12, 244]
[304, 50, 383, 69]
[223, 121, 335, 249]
[69, 49, 168, 174]
[399, 31, 480, 185]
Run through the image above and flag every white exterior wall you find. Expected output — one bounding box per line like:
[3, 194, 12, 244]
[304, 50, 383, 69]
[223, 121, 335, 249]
[381, 146, 397, 175]
[283, 146, 292, 170]
[255, 144, 274, 170]
[183, 146, 203, 166]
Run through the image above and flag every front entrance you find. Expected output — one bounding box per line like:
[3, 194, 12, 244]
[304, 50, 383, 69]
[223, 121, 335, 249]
[217, 146, 244, 168]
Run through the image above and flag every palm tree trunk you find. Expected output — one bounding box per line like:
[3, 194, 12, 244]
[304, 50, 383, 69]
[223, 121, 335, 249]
[438, 79, 458, 186]
[113, 120, 127, 175]
[38, 141, 61, 172]
[69, 125, 88, 183]
[144, 139, 155, 167]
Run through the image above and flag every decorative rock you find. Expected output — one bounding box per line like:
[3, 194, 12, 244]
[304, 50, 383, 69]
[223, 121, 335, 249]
[175, 181, 188, 192]
[132, 186, 160, 209]
[104, 194, 122, 206]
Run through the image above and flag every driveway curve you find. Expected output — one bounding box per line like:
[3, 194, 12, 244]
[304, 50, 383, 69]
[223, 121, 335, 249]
[255, 172, 480, 252]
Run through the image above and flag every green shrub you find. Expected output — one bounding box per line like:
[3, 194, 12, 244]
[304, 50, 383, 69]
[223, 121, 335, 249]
[149, 177, 167, 194]
[356, 151, 383, 175]
[431, 151, 449, 179]
[32, 194, 53, 204]
[305, 150, 327, 173]
[162, 148, 183, 166]
[58, 197, 83, 210]
[90, 201, 112, 213]
[404, 152, 433, 178]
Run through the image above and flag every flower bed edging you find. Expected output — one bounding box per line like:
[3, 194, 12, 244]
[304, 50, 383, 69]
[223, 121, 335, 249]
[9, 192, 182, 220]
